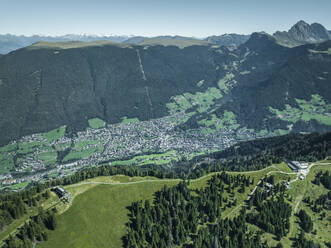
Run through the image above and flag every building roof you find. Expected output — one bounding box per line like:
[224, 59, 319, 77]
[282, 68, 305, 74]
[286, 160, 308, 170]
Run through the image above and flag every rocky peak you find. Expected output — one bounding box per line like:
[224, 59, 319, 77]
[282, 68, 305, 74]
[273, 20, 331, 47]
[310, 23, 331, 40]
[289, 20, 330, 42]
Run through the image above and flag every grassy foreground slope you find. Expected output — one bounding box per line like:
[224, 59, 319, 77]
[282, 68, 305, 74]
[39, 165, 282, 248]
[39, 178, 179, 248]
[36, 161, 331, 248]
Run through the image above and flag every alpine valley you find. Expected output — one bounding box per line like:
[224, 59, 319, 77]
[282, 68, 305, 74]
[0, 20, 330, 181]
[0, 20, 331, 248]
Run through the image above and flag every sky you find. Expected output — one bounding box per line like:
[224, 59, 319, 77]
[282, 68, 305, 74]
[1, 0, 331, 37]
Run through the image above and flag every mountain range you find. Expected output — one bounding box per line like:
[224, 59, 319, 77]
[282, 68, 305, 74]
[0, 34, 130, 54]
[1, 20, 330, 54]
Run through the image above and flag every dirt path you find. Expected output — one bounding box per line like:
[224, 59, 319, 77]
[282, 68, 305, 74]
[67, 165, 281, 189]
[224, 203, 243, 219]
[66, 178, 182, 188]
[294, 193, 304, 213]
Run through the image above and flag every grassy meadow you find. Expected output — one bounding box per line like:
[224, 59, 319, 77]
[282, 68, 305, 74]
[39, 179, 179, 248]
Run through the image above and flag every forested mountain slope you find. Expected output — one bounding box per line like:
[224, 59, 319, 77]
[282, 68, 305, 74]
[0, 33, 330, 147]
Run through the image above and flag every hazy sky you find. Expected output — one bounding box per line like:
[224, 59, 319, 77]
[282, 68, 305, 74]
[1, 0, 331, 37]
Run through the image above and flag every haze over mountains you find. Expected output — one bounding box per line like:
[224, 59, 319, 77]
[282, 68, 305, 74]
[1, 20, 330, 54]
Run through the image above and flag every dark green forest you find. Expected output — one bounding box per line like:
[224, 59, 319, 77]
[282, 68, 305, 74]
[123, 175, 290, 248]
[176, 131, 331, 177]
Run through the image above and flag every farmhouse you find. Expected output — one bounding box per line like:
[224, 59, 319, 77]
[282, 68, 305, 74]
[52, 186, 72, 202]
[52, 186, 66, 197]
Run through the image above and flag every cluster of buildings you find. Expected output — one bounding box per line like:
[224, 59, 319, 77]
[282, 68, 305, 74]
[0, 174, 26, 187]
[1, 112, 257, 190]
[1, 178, 19, 186]
[70, 113, 239, 168]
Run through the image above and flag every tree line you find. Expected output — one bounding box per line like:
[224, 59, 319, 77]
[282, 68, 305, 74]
[179, 131, 331, 178]
[3, 207, 56, 248]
